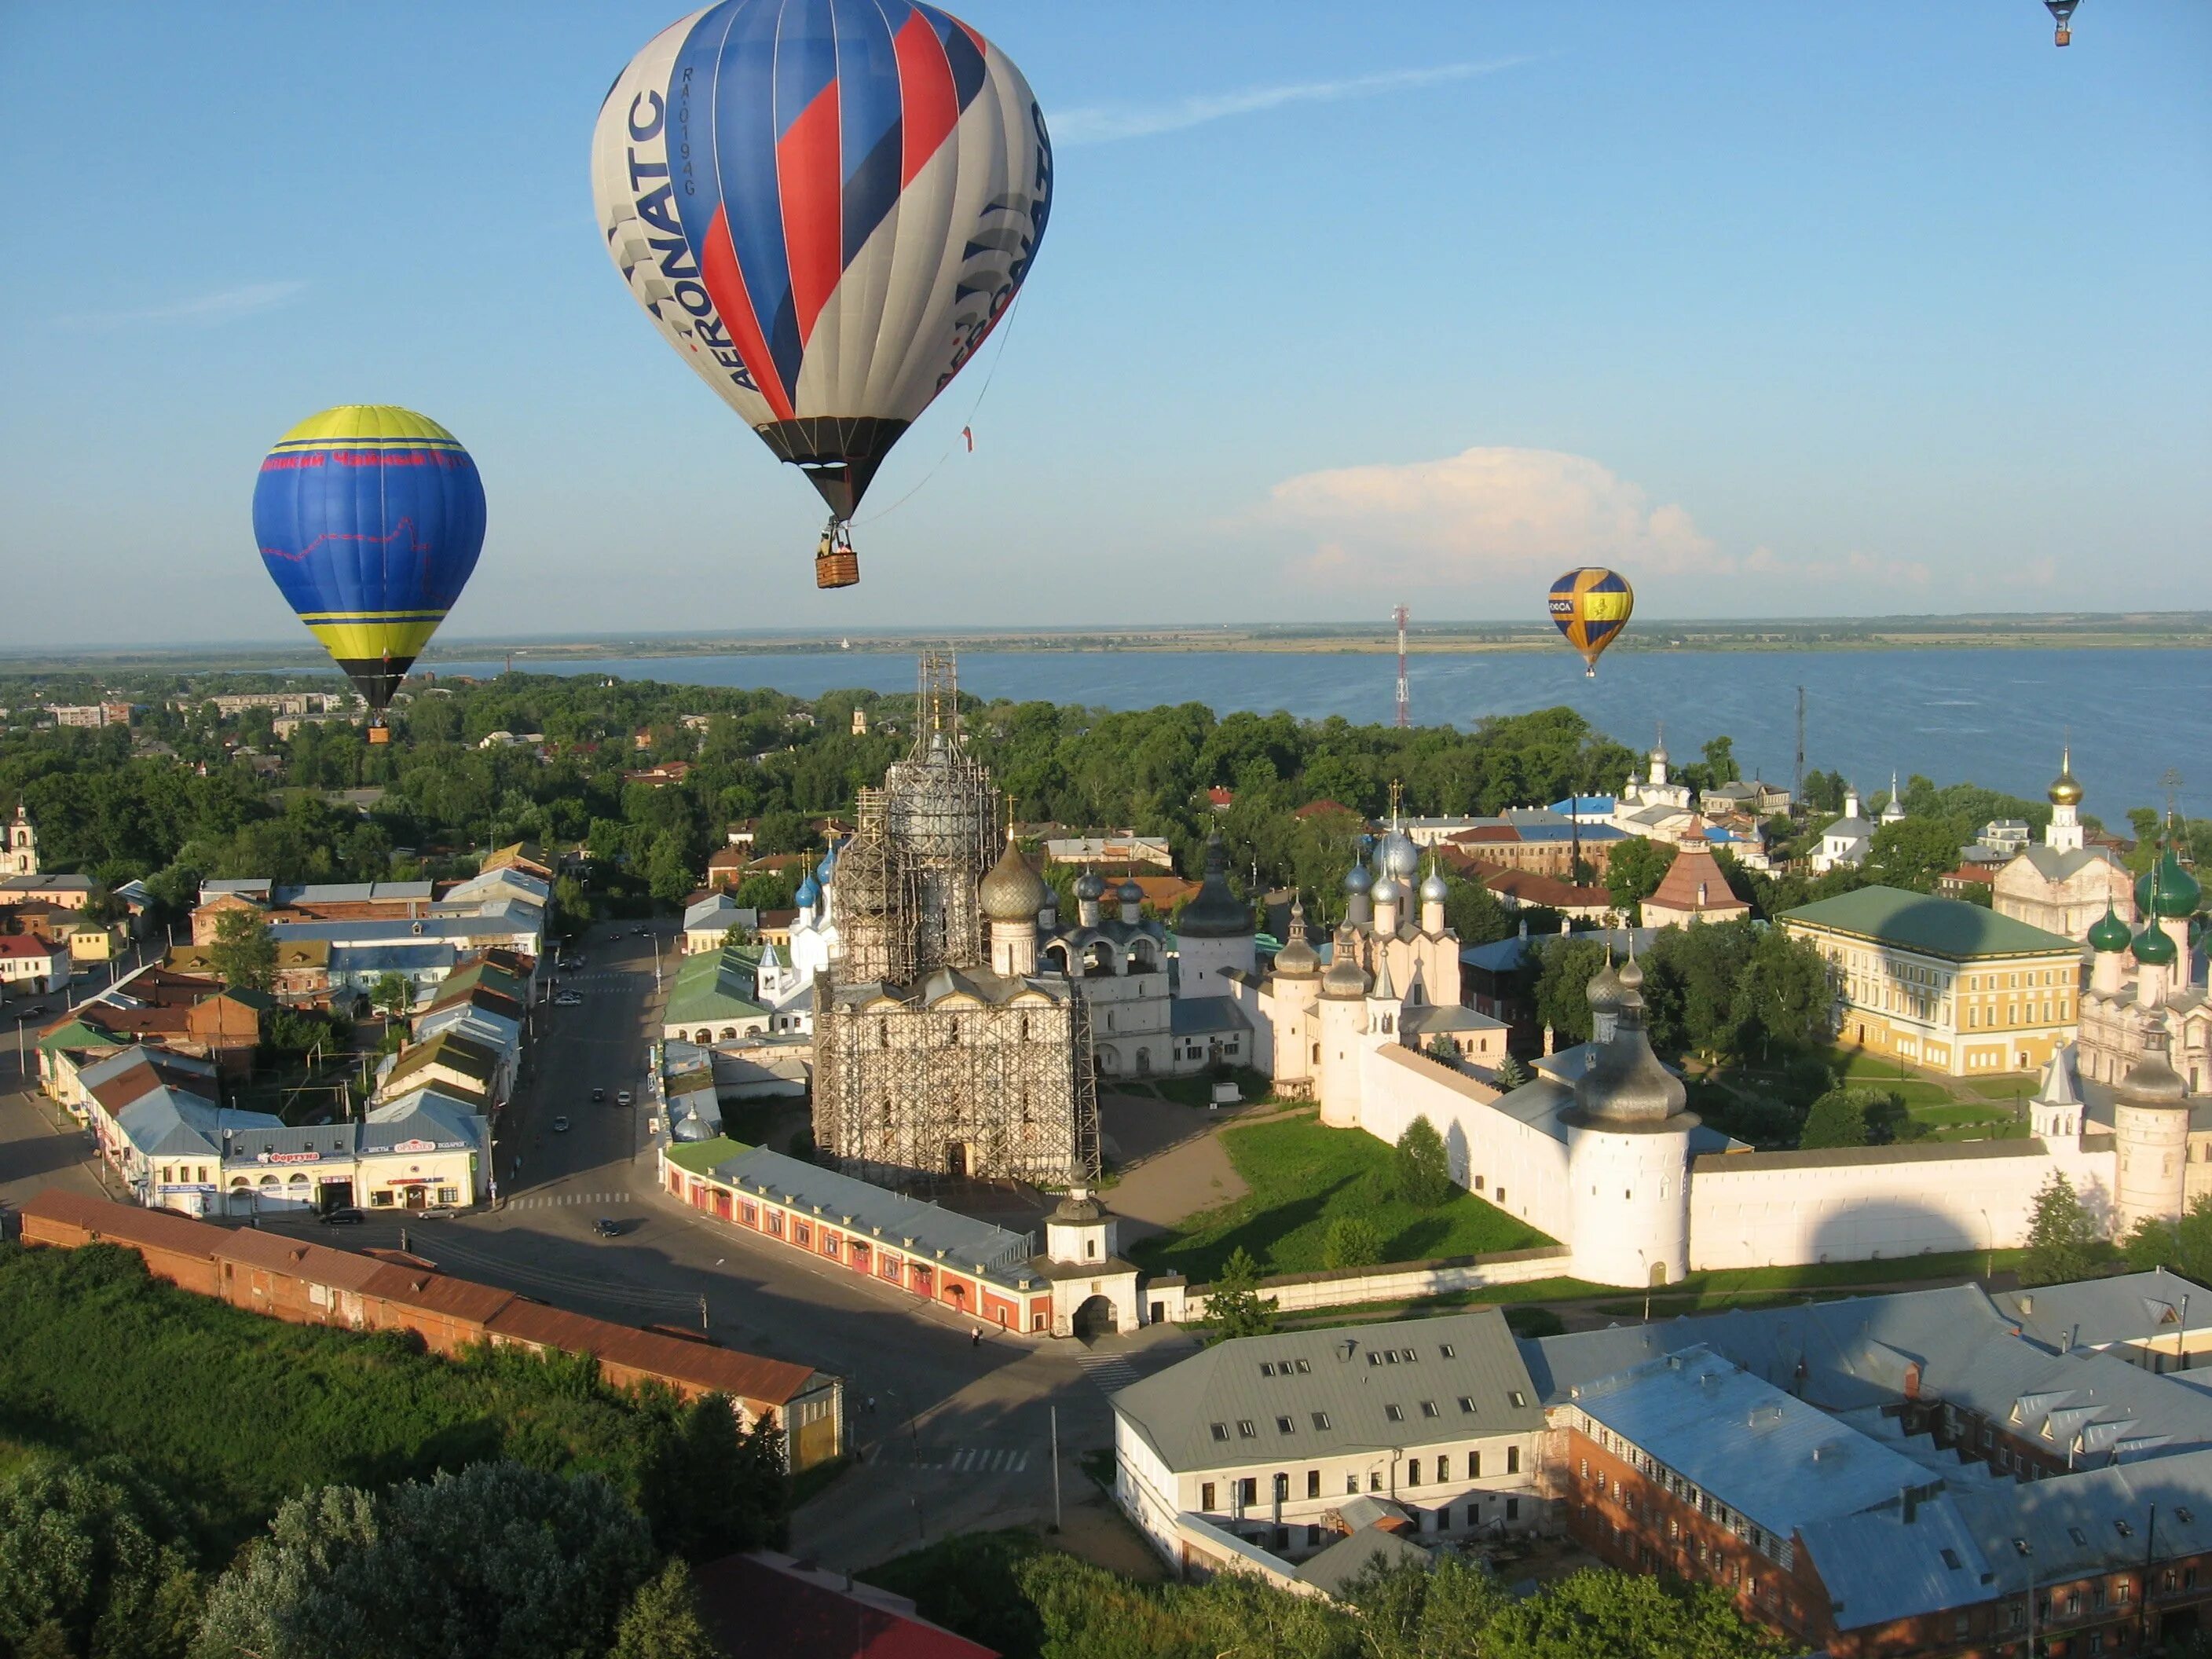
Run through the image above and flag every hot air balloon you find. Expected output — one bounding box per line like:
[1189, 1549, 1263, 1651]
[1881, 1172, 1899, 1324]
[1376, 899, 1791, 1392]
[591, 1, 1052, 591]
[252, 406, 487, 743]
[2045, 1, 2080, 46]
[1548, 567, 1635, 677]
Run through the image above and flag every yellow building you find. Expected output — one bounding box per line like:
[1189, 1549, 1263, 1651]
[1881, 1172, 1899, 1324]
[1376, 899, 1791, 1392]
[1781, 885, 2082, 1077]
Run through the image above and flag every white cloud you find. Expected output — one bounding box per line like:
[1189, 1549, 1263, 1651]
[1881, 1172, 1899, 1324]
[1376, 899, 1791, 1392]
[1258, 446, 1726, 590]
[58, 280, 306, 329]
[1054, 59, 1533, 145]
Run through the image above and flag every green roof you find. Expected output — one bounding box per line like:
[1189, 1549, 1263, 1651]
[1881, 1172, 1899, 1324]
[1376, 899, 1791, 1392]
[38, 1020, 120, 1053]
[664, 946, 769, 1026]
[665, 1135, 749, 1176]
[386, 1030, 497, 1085]
[1782, 885, 2080, 960]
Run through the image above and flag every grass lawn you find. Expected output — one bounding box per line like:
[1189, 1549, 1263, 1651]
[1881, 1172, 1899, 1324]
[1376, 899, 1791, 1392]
[1963, 1076, 2038, 1101]
[1128, 1114, 1553, 1281]
[1910, 1102, 2020, 1126]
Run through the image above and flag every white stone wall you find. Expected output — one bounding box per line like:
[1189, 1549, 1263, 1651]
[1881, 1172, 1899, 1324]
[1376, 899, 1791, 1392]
[1180, 1246, 1574, 1318]
[1685, 1146, 2114, 1271]
[1353, 1044, 1577, 1245]
[1566, 1122, 1693, 1287]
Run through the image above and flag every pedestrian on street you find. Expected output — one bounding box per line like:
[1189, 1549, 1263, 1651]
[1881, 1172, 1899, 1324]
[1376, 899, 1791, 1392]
[970, 1325, 981, 1349]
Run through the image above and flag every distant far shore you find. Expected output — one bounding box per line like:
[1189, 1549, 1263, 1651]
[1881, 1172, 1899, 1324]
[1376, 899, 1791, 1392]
[1, 612, 2205, 676]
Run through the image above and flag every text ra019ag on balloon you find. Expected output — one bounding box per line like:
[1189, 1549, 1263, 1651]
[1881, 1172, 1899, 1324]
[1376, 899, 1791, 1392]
[252, 405, 488, 740]
[591, 0, 1052, 591]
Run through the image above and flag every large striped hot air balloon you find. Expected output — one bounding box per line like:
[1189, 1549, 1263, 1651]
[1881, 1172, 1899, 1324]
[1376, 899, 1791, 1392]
[591, 0, 1052, 590]
[252, 405, 487, 742]
[1548, 566, 1635, 677]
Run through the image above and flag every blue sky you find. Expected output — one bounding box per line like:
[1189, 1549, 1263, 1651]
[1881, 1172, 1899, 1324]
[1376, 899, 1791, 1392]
[1, 1, 2206, 646]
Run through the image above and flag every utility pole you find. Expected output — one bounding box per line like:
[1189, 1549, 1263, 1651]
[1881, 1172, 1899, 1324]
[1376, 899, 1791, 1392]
[1051, 1405, 1062, 1531]
[698, 1292, 709, 1334]
[1393, 606, 1411, 730]
[1793, 685, 1806, 808]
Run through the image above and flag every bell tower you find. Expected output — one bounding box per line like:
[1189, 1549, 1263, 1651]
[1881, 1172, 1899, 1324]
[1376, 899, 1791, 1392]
[0, 805, 35, 877]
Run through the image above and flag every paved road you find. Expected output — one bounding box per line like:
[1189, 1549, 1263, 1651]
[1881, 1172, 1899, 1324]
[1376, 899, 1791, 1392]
[4, 917, 1193, 1569]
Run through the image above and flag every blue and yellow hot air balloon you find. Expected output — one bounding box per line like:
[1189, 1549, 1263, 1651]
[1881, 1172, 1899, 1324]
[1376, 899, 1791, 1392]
[1548, 566, 1635, 677]
[252, 406, 486, 741]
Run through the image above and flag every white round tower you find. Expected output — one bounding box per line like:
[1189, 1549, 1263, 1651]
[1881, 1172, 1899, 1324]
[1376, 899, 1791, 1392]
[2113, 1020, 2190, 1236]
[1175, 832, 1258, 993]
[1316, 928, 1369, 1129]
[1562, 956, 1696, 1287]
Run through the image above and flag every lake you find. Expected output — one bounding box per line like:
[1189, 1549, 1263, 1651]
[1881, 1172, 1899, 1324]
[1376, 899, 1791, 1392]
[427, 646, 2209, 817]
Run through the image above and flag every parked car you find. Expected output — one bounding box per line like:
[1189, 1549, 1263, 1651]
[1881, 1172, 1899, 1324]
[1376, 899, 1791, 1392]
[591, 1087, 606, 1103]
[551, 1115, 569, 1133]
[555, 992, 583, 1007]
[616, 1090, 633, 1106]
[319, 1207, 365, 1226]
[594, 1218, 622, 1239]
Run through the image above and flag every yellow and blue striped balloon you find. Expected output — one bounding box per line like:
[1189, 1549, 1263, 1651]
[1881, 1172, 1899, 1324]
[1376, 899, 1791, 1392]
[1548, 566, 1634, 676]
[252, 405, 486, 717]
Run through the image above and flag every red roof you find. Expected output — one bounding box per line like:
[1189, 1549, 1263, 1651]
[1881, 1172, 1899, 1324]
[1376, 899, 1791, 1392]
[214, 1230, 390, 1293]
[1448, 825, 1521, 844]
[1645, 844, 1749, 914]
[16, 1189, 225, 1257]
[1293, 799, 1357, 820]
[1481, 868, 1611, 907]
[0, 935, 59, 960]
[693, 1551, 998, 1659]
[1207, 786, 1233, 806]
[486, 1301, 815, 1407]
[361, 1264, 519, 1325]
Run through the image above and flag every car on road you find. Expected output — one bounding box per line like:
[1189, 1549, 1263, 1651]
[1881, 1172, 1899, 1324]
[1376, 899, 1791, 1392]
[18, 1005, 48, 1019]
[555, 992, 582, 1006]
[616, 1090, 632, 1106]
[552, 1115, 569, 1133]
[319, 1207, 365, 1226]
[591, 1087, 606, 1102]
[594, 1218, 622, 1239]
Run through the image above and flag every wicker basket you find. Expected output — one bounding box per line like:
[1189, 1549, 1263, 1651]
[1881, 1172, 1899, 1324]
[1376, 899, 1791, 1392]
[367, 725, 392, 746]
[815, 545, 861, 589]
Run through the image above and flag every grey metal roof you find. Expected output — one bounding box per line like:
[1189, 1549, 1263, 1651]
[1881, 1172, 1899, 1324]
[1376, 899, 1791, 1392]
[79, 1045, 215, 1090]
[364, 1088, 488, 1150]
[1400, 1003, 1504, 1036]
[115, 1089, 281, 1160]
[1170, 997, 1251, 1036]
[1689, 1138, 2048, 1176]
[1994, 1269, 2206, 1356]
[1952, 1446, 2212, 1596]
[224, 1122, 361, 1163]
[1796, 1492, 1996, 1632]
[328, 943, 456, 973]
[709, 1146, 1037, 1280]
[1294, 1527, 1433, 1595]
[200, 878, 273, 898]
[1112, 1308, 1546, 1476]
[268, 916, 539, 945]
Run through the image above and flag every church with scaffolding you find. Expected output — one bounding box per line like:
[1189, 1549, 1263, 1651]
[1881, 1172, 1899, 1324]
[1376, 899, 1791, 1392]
[811, 656, 1101, 1188]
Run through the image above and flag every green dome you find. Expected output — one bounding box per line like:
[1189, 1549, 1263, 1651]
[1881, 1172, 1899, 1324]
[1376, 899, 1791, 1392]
[2087, 906, 2132, 953]
[2133, 925, 2178, 968]
[2153, 848, 2202, 919]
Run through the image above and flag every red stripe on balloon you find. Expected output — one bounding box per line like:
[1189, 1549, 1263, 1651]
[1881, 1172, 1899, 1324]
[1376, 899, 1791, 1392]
[778, 79, 843, 347]
[893, 11, 957, 187]
[700, 203, 796, 423]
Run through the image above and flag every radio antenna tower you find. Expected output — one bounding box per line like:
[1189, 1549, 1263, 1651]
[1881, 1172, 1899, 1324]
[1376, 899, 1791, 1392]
[1393, 605, 1411, 729]
[1793, 685, 1806, 808]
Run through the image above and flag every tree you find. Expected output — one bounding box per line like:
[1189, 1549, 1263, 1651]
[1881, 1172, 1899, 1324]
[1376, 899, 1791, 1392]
[369, 972, 412, 1020]
[1866, 815, 1972, 893]
[207, 907, 276, 993]
[1531, 935, 1609, 1047]
[1605, 836, 1675, 922]
[1441, 872, 1511, 947]
[1393, 1117, 1452, 1207]
[1202, 1247, 1278, 1341]
[608, 1560, 718, 1659]
[554, 873, 595, 932]
[1321, 1217, 1384, 1271]
[1494, 1053, 1534, 1091]
[1478, 1567, 1786, 1657]
[1423, 1032, 1460, 1069]
[0, 1454, 201, 1659]
[196, 1463, 655, 1659]
[1798, 1087, 1880, 1150]
[2020, 1172, 2103, 1287]
[2124, 1193, 2212, 1284]
[632, 1395, 789, 1562]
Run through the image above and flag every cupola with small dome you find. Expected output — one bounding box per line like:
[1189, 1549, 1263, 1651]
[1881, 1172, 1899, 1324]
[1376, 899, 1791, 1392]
[2088, 904, 2133, 954]
[980, 834, 1049, 922]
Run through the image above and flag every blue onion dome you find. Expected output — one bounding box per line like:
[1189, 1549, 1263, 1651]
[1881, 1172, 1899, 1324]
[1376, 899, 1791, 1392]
[1074, 869, 1106, 902]
[1343, 860, 1373, 895]
[816, 840, 839, 884]
[980, 837, 1050, 922]
[1371, 874, 1402, 906]
[1419, 863, 1449, 905]
[795, 873, 822, 907]
[2087, 904, 2132, 954]
[2153, 848, 2201, 919]
[2133, 925, 2177, 968]
[1376, 830, 1421, 881]
[1118, 878, 1143, 905]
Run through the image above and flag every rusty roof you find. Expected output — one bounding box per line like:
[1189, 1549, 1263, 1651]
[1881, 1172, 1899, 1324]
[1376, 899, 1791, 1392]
[16, 1189, 224, 1258]
[359, 1264, 518, 1325]
[486, 1300, 817, 1406]
[212, 1229, 390, 1292]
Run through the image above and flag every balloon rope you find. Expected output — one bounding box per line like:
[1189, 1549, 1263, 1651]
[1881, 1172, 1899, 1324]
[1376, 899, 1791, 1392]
[851, 294, 1024, 527]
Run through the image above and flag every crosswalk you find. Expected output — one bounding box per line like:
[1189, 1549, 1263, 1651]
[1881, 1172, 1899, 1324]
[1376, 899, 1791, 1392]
[504, 1191, 634, 1211]
[1078, 1350, 1141, 1394]
[917, 1446, 1031, 1474]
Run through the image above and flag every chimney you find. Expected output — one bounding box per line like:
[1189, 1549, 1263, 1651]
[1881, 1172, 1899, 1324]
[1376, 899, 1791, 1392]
[1902, 1486, 1918, 1525]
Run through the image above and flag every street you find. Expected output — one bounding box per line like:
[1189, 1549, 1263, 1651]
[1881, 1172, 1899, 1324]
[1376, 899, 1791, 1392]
[0, 917, 1191, 1569]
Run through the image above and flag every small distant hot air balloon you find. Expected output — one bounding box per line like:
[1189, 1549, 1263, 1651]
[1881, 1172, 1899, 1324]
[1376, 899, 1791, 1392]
[1548, 567, 1635, 677]
[2045, 1, 2080, 45]
[253, 405, 486, 743]
[591, 0, 1052, 591]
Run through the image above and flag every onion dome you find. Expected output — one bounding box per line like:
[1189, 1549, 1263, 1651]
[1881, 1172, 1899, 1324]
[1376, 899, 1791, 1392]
[1375, 830, 1421, 882]
[1177, 832, 1256, 939]
[1321, 928, 1370, 998]
[1617, 949, 1646, 994]
[2133, 925, 2177, 969]
[1570, 980, 1687, 1127]
[1074, 869, 1106, 902]
[1371, 874, 1401, 907]
[980, 837, 1049, 922]
[2048, 746, 2083, 807]
[2118, 1025, 2188, 1110]
[1273, 899, 1320, 976]
[1587, 954, 1623, 1012]
[1419, 862, 1449, 906]
[2153, 848, 2201, 919]
[1118, 878, 1143, 906]
[795, 873, 822, 908]
[816, 840, 840, 884]
[1343, 860, 1373, 896]
[2088, 904, 2132, 954]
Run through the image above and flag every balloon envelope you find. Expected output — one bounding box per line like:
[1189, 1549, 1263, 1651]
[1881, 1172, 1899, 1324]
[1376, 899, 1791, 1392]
[1549, 566, 1634, 674]
[591, 0, 1053, 522]
[252, 405, 487, 711]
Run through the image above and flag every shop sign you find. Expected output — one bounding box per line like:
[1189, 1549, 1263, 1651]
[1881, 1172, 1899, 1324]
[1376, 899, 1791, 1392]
[260, 1150, 321, 1164]
[388, 1138, 437, 1154]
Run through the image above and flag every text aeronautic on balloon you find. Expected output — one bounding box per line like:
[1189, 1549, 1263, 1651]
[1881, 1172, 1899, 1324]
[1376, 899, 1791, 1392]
[591, 0, 1052, 590]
